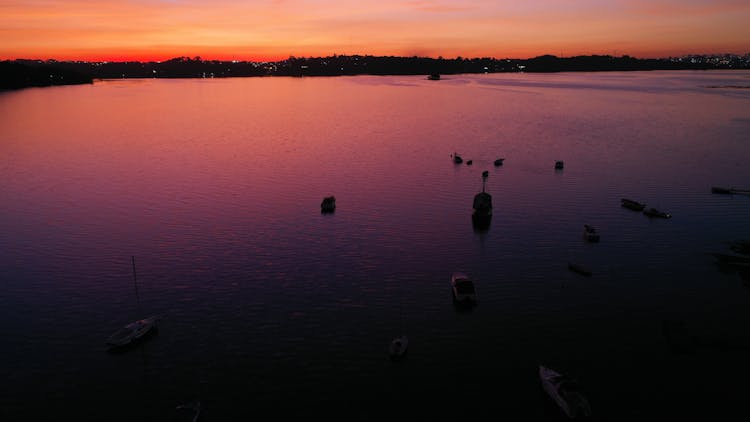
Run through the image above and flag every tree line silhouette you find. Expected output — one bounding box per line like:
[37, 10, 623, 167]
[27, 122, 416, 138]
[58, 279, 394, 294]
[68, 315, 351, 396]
[3, 53, 749, 90]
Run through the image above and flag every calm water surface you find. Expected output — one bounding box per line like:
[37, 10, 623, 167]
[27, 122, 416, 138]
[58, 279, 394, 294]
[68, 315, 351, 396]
[1, 71, 750, 420]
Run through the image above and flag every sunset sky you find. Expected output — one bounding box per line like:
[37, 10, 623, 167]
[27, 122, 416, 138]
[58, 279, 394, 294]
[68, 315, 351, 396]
[1, 0, 749, 62]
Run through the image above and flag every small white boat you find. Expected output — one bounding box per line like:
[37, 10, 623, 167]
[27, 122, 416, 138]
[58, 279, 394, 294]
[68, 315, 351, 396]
[106, 315, 160, 349]
[539, 365, 592, 419]
[450, 272, 477, 304]
[389, 336, 409, 360]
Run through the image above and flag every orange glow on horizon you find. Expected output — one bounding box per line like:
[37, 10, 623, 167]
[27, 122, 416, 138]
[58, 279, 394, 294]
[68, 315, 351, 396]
[1, 0, 749, 62]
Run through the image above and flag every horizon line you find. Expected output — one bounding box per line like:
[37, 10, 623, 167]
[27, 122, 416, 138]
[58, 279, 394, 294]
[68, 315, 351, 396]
[6, 51, 750, 64]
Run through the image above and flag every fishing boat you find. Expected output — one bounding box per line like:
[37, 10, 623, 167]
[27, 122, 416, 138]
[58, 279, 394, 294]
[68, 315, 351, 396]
[494, 158, 505, 166]
[620, 198, 646, 211]
[643, 207, 671, 219]
[539, 365, 592, 419]
[106, 257, 160, 350]
[582, 225, 600, 242]
[321, 196, 336, 213]
[452, 153, 463, 164]
[389, 336, 409, 360]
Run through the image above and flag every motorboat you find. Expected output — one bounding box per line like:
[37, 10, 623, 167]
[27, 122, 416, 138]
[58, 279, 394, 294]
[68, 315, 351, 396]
[643, 207, 671, 219]
[389, 336, 409, 360]
[452, 153, 463, 164]
[539, 365, 592, 419]
[582, 225, 600, 242]
[494, 158, 505, 166]
[620, 198, 646, 211]
[568, 262, 592, 277]
[321, 196, 336, 213]
[106, 315, 160, 349]
[466, 160, 473, 165]
[450, 272, 477, 304]
[555, 160, 564, 170]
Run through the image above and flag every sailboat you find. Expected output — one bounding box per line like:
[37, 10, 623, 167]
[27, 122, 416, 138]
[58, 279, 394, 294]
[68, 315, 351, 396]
[106, 256, 160, 350]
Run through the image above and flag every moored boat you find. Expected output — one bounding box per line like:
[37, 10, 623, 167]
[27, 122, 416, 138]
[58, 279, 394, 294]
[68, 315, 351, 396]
[711, 187, 750, 195]
[107, 315, 160, 349]
[643, 207, 671, 219]
[621, 198, 646, 211]
[583, 224, 600, 242]
[450, 272, 477, 304]
[555, 160, 564, 170]
[106, 256, 160, 351]
[472, 171, 492, 223]
[539, 365, 592, 419]
[389, 336, 409, 360]
[712, 186, 733, 194]
[494, 158, 505, 166]
[452, 152, 463, 164]
[175, 400, 201, 422]
[321, 196, 336, 213]
[568, 262, 592, 277]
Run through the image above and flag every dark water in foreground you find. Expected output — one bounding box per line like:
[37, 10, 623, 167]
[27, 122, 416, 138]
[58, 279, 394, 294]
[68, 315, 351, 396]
[1, 71, 750, 420]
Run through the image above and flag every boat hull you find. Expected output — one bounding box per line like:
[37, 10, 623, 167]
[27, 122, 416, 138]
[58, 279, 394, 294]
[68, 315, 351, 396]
[643, 208, 671, 219]
[106, 316, 160, 351]
[621, 198, 646, 211]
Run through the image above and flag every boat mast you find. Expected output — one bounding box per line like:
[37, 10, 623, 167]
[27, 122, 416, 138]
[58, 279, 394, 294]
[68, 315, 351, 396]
[482, 170, 489, 193]
[132, 256, 143, 316]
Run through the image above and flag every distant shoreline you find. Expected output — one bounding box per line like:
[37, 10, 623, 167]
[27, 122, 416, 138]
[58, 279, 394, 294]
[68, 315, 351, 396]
[3, 53, 749, 90]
